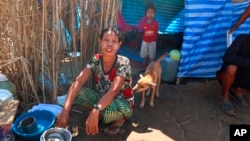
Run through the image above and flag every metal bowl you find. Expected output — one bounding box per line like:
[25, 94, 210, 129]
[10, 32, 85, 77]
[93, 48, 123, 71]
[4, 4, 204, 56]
[40, 127, 72, 141]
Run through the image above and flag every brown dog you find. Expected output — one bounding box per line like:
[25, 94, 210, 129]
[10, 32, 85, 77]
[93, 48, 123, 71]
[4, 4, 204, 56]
[133, 52, 168, 108]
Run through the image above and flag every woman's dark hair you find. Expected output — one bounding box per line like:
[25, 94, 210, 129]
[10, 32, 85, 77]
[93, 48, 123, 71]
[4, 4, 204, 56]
[99, 27, 123, 42]
[145, 2, 156, 13]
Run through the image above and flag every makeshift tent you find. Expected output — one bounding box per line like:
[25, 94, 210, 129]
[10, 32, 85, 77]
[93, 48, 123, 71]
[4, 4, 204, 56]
[178, 0, 250, 78]
[119, 0, 250, 79]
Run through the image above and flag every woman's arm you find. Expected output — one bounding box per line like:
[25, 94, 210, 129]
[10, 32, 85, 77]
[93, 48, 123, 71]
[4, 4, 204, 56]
[98, 76, 125, 110]
[63, 68, 92, 111]
[229, 5, 250, 33]
[56, 67, 92, 127]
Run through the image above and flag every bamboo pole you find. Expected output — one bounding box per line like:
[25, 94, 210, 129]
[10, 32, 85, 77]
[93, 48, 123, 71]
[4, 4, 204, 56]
[41, 0, 46, 103]
[0, 0, 121, 105]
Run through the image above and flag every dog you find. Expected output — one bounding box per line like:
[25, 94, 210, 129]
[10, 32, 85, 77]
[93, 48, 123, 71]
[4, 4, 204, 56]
[133, 52, 168, 108]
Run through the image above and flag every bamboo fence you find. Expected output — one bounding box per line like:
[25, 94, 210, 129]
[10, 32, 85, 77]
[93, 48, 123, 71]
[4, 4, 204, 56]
[0, 0, 120, 107]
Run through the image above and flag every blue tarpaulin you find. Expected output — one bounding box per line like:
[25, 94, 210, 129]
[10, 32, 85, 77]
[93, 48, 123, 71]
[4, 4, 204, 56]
[177, 0, 250, 78]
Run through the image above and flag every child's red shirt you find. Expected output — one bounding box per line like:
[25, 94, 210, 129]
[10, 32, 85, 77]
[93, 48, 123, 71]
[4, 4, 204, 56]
[137, 18, 159, 43]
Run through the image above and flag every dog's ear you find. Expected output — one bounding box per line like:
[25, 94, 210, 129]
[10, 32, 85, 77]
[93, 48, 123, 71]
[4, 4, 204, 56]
[139, 74, 143, 78]
[148, 81, 156, 86]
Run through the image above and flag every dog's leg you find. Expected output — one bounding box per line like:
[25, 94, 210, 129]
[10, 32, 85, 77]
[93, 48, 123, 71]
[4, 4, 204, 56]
[145, 88, 150, 96]
[156, 75, 161, 97]
[140, 91, 145, 108]
[149, 86, 156, 107]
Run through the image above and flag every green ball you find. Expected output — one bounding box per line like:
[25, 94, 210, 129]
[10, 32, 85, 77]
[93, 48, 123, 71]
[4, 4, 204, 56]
[170, 50, 180, 61]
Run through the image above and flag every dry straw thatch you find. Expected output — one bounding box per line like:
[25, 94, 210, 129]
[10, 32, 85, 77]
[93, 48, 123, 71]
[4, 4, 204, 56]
[0, 0, 120, 107]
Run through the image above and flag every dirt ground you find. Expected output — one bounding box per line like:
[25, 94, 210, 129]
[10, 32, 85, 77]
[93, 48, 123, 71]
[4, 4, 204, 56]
[64, 76, 250, 141]
[14, 49, 250, 141]
[14, 64, 250, 141]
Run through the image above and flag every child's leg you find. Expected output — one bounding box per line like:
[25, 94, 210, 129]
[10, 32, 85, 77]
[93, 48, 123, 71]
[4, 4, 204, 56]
[144, 57, 148, 67]
[149, 41, 157, 61]
[140, 41, 149, 67]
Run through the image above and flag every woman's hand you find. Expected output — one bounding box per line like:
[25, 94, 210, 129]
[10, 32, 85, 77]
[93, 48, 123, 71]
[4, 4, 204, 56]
[56, 110, 70, 128]
[85, 109, 100, 135]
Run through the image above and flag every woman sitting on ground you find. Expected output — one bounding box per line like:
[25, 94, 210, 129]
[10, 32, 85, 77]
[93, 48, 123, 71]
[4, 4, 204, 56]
[56, 27, 134, 136]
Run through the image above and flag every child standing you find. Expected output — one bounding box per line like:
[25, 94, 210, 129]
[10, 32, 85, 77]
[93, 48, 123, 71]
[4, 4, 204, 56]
[137, 3, 159, 70]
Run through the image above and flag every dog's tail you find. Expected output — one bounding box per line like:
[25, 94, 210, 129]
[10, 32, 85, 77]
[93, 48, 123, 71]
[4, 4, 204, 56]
[155, 52, 168, 63]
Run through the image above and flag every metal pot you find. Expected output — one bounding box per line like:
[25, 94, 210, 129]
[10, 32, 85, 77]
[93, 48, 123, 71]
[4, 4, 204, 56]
[40, 127, 72, 141]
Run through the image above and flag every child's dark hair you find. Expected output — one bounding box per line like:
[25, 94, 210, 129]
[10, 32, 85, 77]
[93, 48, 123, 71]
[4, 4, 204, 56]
[99, 27, 123, 42]
[145, 2, 156, 13]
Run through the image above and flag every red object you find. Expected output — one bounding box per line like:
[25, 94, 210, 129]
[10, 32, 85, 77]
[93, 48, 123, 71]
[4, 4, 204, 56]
[137, 18, 159, 43]
[108, 68, 116, 81]
[123, 87, 133, 99]
[117, 11, 135, 32]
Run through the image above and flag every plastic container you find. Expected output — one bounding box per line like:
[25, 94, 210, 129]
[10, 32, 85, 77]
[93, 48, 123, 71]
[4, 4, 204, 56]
[60, 73, 67, 86]
[57, 95, 67, 106]
[28, 103, 62, 116]
[160, 56, 180, 83]
[38, 72, 68, 96]
[0, 73, 17, 99]
[12, 110, 56, 141]
[0, 89, 13, 111]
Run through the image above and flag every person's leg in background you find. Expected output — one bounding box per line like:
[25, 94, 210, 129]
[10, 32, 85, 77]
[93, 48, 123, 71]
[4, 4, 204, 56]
[148, 41, 156, 63]
[219, 65, 237, 116]
[140, 41, 149, 70]
[221, 65, 237, 103]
